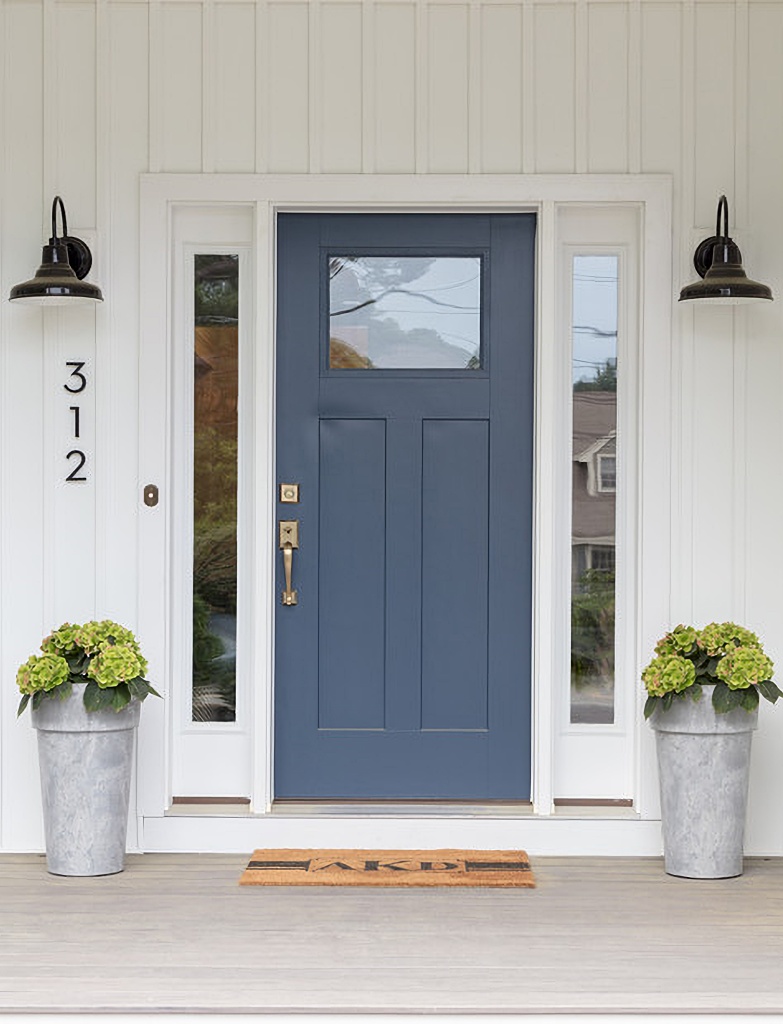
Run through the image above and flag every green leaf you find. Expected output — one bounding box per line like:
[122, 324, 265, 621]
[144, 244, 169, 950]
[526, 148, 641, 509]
[17, 694, 31, 717]
[31, 691, 45, 710]
[644, 696, 659, 720]
[712, 682, 743, 714]
[112, 683, 131, 711]
[758, 679, 783, 704]
[688, 684, 703, 703]
[741, 686, 760, 712]
[55, 680, 73, 702]
[662, 692, 674, 712]
[129, 677, 162, 701]
[66, 652, 89, 675]
[83, 680, 110, 712]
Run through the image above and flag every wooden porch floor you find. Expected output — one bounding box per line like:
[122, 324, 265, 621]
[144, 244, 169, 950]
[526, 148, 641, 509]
[0, 853, 782, 1015]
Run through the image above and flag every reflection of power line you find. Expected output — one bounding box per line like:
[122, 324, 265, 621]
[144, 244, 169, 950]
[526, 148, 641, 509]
[332, 286, 480, 318]
[413, 273, 480, 294]
[573, 324, 617, 338]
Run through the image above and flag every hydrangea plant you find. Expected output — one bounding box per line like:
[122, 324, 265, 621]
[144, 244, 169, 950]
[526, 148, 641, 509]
[17, 620, 159, 717]
[643, 622, 782, 718]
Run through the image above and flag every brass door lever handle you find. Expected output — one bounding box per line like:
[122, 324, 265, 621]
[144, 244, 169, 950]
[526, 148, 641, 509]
[279, 520, 299, 605]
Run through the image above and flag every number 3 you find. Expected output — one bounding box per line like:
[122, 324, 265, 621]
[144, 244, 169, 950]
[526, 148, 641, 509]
[64, 361, 87, 394]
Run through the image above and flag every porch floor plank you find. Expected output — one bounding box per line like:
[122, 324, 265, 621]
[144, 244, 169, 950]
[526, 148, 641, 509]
[0, 854, 781, 1013]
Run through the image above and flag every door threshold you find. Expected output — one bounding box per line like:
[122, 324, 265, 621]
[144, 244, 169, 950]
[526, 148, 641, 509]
[271, 800, 535, 818]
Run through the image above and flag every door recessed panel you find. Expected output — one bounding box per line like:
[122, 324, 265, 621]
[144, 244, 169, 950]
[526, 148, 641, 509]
[318, 418, 387, 729]
[421, 419, 489, 730]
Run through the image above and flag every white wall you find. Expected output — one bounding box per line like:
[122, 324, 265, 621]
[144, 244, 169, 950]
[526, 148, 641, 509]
[2, 0, 783, 853]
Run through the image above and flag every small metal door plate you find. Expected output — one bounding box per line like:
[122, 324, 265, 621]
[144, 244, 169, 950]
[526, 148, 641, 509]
[279, 483, 300, 504]
[279, 519, 299, 549]
[143, 484, 159, 507]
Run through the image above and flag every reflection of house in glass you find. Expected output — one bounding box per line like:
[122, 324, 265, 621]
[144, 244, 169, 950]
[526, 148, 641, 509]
[572, 392, 616, 582]
[571, 390, 616, 725]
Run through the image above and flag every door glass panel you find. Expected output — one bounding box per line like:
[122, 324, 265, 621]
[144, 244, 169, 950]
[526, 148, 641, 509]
[328, 255, 482, 369]
[192, 254, 239, 723]
[570, 255, 618, 726]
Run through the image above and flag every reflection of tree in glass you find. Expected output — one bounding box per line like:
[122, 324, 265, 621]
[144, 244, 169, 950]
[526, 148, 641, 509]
[571, 568, 615, 691]
[192, 254, 240, 721]
[573, 358, 617, 392]
[195, 255, 239, 324]
[329, 256, 480, 369]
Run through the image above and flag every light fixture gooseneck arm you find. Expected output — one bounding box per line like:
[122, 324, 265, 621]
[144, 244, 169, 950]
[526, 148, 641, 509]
[51, 195, 68, 244]
[716, 194, 729, 241]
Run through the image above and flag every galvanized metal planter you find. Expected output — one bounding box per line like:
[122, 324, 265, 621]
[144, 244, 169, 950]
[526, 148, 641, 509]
[31, 682, 140, 876]
[650, 683, 758, 879]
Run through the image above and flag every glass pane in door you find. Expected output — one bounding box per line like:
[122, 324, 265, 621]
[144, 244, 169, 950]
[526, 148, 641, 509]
[570, 255, 618, 725]
[192, 254, 239, 722]
[329, 255, 482, 369]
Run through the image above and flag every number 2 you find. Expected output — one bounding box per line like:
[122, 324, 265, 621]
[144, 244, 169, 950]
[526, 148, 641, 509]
[65, 450, 87, 482]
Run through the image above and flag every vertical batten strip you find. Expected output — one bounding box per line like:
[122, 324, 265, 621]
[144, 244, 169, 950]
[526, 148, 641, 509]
[0, 0, 6, 849]
[627, 0, 642, 175]
[521, 0, 534, 174]
[415, 0, 429, 173]
[95, 0, 111, 616]
[148, 0, 162, 174]
[41, 0, 58, 631]
[674, 0, 696, 623]
[574, 0, 588, 174]
[255, 0, 268, 173]
[468, 2, 481, 173]
[308, 0, 322, 174]
[362, 0, 374, 173]
[732, 0, 750, 623]
[202, 0, 216, 173]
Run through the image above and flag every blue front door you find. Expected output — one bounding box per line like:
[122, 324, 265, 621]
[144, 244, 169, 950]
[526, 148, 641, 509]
[275, 213, 535, 799]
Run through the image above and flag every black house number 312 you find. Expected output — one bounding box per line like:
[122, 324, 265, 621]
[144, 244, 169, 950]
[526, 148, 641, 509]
[64, 361, 87, 482]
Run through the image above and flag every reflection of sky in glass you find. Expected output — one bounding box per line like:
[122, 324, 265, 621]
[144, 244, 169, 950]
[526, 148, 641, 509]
[572, 256, 618, 384]
[329, 256, 481, 369]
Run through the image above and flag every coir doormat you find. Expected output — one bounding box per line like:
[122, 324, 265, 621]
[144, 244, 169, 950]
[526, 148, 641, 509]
[239, 849, 535, 887]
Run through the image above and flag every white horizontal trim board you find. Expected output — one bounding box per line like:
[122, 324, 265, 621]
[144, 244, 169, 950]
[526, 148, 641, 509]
[138, 172, 672, 855]
[141, 813, 666, 856]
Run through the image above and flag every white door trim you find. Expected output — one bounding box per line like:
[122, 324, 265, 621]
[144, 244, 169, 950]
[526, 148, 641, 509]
[138, 173, 672, 848]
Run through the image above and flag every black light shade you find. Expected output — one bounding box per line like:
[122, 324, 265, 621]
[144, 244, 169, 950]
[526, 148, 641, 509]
[679, 195, 773, 304]
[9, 196, 103, 306]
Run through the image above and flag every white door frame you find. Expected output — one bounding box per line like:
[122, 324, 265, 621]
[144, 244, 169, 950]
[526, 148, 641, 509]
[138, 173, 673, 854]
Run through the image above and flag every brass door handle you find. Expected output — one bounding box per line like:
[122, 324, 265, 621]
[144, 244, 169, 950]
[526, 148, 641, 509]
[279, 520, 299, 605]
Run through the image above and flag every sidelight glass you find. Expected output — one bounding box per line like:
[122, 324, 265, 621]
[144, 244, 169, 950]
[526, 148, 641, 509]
[570, 255, 618, 726]
[328, 255, 482, 369]
[192, 254, 239, 723]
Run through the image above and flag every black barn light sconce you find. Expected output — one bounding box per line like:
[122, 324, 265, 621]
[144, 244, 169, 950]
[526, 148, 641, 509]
[679, 195, 773, 304]
[9, 196, 103, 305]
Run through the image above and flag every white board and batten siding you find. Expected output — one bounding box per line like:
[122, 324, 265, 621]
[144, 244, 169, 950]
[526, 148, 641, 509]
[1, 0, 783, 857]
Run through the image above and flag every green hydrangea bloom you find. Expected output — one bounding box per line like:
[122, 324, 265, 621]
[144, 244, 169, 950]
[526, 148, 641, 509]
[87, 644, 144, 688]
[655, 625, 697, 657]
[698, 622, 762, 657]
[75, 620, 139, 656]
[40, 622, 80, 655]
[16, 653, 70, 694]
[715, 646, 774, 690]
[642, 654, 696, 697]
